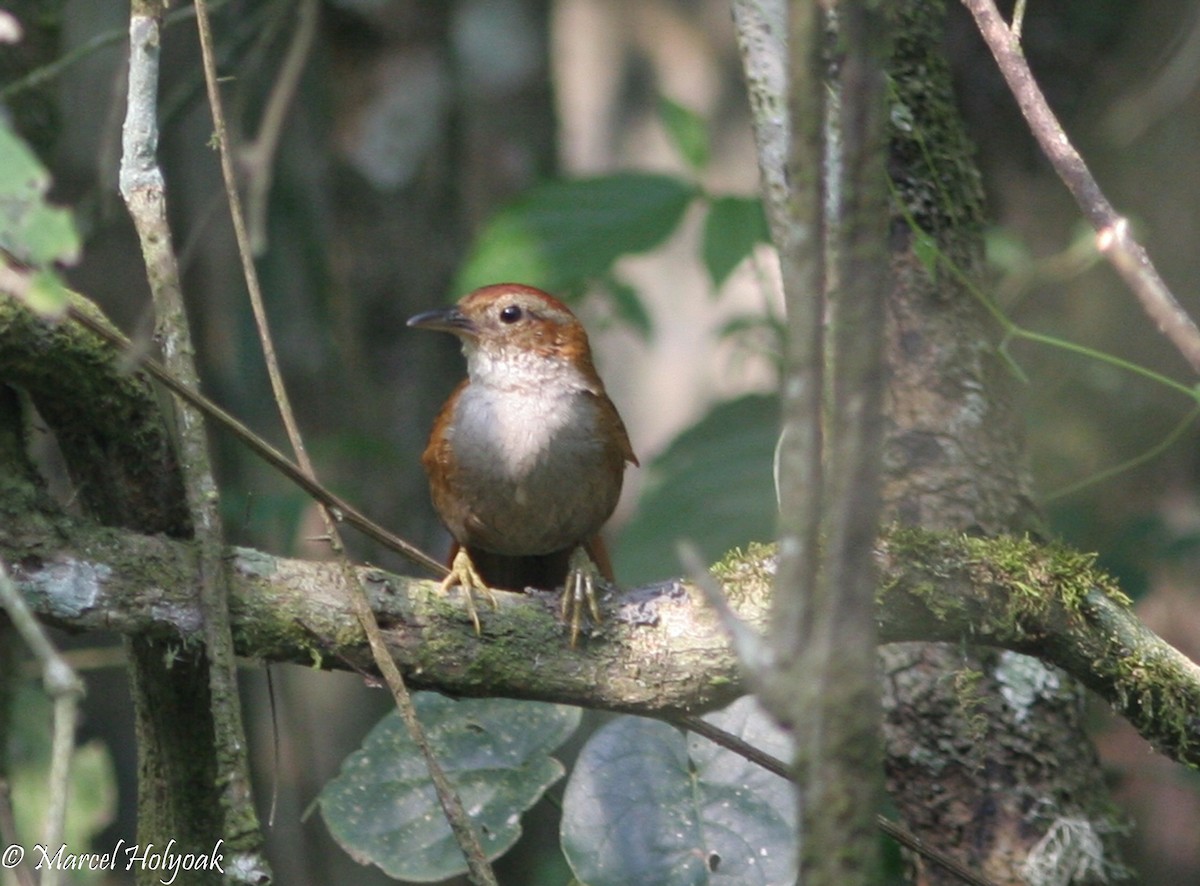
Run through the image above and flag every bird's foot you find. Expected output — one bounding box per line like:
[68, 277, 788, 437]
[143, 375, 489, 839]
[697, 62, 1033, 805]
[561, 546, 607, 647]
[441, 548, 498, 634]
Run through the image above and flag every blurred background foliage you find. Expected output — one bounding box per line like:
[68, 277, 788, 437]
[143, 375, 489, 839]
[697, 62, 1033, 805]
[5, 0, 1200, 882]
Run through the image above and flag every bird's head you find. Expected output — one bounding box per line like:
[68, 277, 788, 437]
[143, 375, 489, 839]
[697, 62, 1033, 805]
[408, 284, 602, 391]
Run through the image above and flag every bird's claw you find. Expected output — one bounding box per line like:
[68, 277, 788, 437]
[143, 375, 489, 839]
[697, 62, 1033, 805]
[561, 547, 606, 647]
[441, 548, 498, 634]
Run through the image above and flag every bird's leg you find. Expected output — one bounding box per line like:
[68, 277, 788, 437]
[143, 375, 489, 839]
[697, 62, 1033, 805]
[562, 546, 606, 646]
[441, 547, 498, 634]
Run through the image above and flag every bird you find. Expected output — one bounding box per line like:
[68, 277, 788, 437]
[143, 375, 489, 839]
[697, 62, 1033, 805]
[408, 283, 638, 643]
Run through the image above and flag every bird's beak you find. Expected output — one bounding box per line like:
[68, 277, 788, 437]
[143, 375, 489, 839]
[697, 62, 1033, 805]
[407, 306, 476, 337]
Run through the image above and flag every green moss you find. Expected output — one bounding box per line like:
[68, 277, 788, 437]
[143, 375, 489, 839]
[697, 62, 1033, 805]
[879, 525, 1134, 654]
[709, 543, 776, 617]
[952, 665, 990, 744]
[711, 542, 776, 581]
[888, 3, 987, 254]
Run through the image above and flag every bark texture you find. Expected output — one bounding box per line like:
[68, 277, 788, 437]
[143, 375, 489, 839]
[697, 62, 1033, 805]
[878, 3, 1124, 883]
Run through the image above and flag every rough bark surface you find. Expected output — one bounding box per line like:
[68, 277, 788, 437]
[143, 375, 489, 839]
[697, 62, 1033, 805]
[1, 286, 229, 884]
[7, 445, 1200, 775]
[879, 4, 1124, 883]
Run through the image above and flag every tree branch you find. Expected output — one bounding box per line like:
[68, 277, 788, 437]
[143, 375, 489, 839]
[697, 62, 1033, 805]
[191, 0, 493, 877]
[9, 508, 1200, 771]
[963, 0, 1200, 376]
[4, 251, 1197, 780]
[120, 3, 266, 872]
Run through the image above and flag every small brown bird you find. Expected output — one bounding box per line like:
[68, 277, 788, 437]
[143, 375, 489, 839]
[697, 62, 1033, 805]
[408, 283, 638, 641]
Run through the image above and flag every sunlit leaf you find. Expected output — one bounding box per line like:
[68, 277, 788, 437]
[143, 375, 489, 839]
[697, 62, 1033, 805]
[24, 269, 70, 318]
[660, 96, 710, 172]
[0, 123, 80, 266]
[455, 173, 697, 297]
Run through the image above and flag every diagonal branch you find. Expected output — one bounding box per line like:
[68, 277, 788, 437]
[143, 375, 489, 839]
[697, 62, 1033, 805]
[963, 0, 1200, 375]
[119, 2, 267, 872]
[190, 2, 493, 880]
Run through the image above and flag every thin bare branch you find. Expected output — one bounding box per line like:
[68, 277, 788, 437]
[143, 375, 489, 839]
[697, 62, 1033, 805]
[963, 0, 1200, 375]
[0, 777, 35, 886]
[731, 0, 790, 249]
[239, 0, 318, 254]
[190, 2, 494, 880]
[119, 3, 267, 873]
[70, 302, 445, 574]
[0, 562, 85, 886]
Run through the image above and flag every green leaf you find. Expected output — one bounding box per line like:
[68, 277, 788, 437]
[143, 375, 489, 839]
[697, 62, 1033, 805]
[702, 196, 771, 290]
[604, 275, 654, 339]
[615, 394, 779, 584]
[659, 97, 710, 172]
[320, 694, 581, 882]
[455, 173, 697, 296]
[0, 122, 80, 266]
[561, 698, 795, 886]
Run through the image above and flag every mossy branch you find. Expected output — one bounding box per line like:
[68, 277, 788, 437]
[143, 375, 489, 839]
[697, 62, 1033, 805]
[8, 510, 1200, 769]
[4, 286, 1198, 771]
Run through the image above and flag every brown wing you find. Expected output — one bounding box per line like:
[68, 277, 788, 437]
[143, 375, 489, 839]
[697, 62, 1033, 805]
[421, 379, 467, 476]
[422, 380, 479, 544]
[588, 389, 639, 468]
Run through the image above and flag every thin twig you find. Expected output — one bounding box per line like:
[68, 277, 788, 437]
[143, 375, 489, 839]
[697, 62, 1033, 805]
[963, 0, 1200, 375]
[0, 0, 228, 102]
[730, 0, 790, 249]
[240, 0, 318, 254]
[190, 3, 494, 882]
[1010, 0, 1027, 40]
[1104, 9, 1200, 144]
[0, 562, 84, 886]
[119, 3, 267, 871]
[58, 298, 447, 575]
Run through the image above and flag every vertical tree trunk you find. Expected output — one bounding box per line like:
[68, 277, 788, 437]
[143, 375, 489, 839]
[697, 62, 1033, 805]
[879, 3, 1123, 883]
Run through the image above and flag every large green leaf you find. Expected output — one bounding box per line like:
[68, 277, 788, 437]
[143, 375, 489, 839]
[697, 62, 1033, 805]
[702, 196, 771, 291]
[455, 172, 697, 295]
[561, 698, 795, 886]
[319, 693, 581, 882]
[0, 123, 79, 267]
[615, 394, 779, 584]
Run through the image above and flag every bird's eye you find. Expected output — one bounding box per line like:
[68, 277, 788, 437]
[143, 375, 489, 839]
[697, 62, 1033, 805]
[499, 304, 523, 324]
